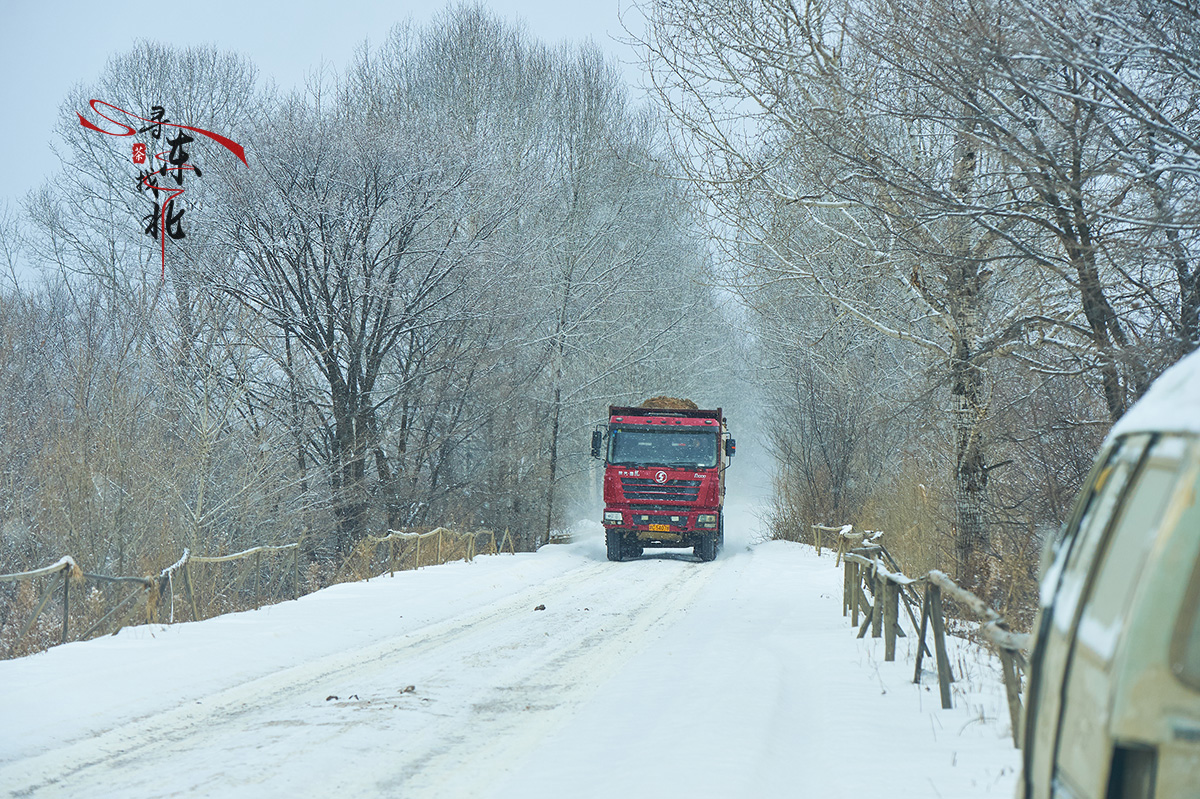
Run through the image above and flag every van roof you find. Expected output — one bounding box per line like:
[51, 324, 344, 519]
[1107, 349, 1200, 440]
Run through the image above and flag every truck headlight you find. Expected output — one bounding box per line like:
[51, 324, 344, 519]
[698, 514, 717, 527]
[603, 511, 623, 523]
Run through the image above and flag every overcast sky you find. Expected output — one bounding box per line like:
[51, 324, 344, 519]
[0, 0, 646, 211]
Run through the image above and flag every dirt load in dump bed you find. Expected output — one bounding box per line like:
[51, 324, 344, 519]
[639, 396, 699, 410]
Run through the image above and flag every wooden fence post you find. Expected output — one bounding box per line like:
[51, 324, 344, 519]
[898, 589, 928, 654]
[871, 569, 884, 639]
[843, 559, 851, 617]
[930, 585, 953, 709]
[999, 650, 1023, 748]
[209, 562, 217, 617]
[60, 568, 70, 645]
[437, 529, 443, 564]
[292, 547, 301, 600]
[856, 570, 874, 638]
[184, 561, 200, 621]
[850, 561, 860, 626]
[831, 540, 1028, 746]
[913, 585, 931, 684]
[884, 580, 898, 661]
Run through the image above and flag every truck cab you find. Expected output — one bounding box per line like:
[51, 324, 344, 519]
[591, 404, 734, 562]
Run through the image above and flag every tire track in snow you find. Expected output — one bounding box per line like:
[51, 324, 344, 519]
[389, 556, 721, 798]
[0, 558, 612, 796]
[0, 554, 721, 798]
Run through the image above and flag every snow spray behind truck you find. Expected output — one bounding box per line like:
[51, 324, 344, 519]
[590, 398, 735, 562]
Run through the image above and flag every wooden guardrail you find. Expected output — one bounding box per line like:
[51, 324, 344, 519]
[822, 524, 1030, 748]
[0, 557, 85, 652]
[0, 526, 519, 660]
[345, 528, 516, 581]
[811, 523, 881, 562]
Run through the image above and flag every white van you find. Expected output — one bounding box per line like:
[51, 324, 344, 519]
[1021, 351, 1200, 799]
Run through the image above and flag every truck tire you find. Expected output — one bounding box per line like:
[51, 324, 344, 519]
[606, 529, 624, 562]
[695, 532, 717, 562]
[717, 515, 724, 551]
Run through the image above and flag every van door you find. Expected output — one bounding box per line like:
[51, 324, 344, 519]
[1053, 436, 1188, 797]
[1104, 441, 1200, 798]
[1023, 434, 1151, 798]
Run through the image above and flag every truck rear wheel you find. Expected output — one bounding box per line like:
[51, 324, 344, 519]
[606, 529, 624, 562]
[695, 532, 717, 562]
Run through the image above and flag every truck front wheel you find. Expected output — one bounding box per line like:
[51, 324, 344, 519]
[606, 529, 624, 562]
[695, 532, 717, 562]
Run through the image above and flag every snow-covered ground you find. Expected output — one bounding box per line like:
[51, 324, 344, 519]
[0, 502, 1019, 798]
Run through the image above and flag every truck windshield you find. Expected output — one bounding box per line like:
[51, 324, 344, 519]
[608, 427, 718, 469]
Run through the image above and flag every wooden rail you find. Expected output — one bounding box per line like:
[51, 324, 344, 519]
[812, 523, 882, 564]
[356, 527, 516, 577]
[829, 524, 1029, 748]
[0, 556, 83, 651]
[0, 526, 519, 659]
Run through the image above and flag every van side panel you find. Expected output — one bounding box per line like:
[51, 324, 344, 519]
[1054, 442, 1185, 796]
[1109, 447, 1200, 798]
[1024, 435, 1200, 799]
[1024, 436, 1150, 798]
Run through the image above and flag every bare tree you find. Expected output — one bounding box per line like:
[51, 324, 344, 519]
[642, 0, 1072, 579]
[641, 0, 1200, 582]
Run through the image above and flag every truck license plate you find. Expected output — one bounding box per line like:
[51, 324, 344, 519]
[648, 523, 670, 532]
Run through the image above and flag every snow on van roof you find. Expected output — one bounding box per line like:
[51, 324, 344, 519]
[1107, 348, 1200, 440]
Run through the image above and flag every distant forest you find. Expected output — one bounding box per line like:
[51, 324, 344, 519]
[2, 1, 1197, 624]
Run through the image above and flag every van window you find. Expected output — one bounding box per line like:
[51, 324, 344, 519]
[1169, 457, 1200, 690]
[1075, 436, 1186, 661]
[1049, 434, 1151, 635]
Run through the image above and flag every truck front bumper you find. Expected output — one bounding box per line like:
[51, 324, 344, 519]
[601, 509, 718, 535]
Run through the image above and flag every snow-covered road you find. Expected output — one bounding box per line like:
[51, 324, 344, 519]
[0, 505, 1019, 798]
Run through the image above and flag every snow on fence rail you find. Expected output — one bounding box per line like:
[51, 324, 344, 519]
[0, 527, 518, 660]
[336, 527, 517, 583]
[815, 523, 1031, 748]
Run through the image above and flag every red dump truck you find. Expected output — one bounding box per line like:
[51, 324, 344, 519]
[590, 402, 735, 562]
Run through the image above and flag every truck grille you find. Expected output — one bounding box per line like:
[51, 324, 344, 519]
[620, 477, 701, 503]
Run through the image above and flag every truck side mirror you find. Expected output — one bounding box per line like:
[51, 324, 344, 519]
[725, 438, 736, 458]
[591, 430, 603, 459]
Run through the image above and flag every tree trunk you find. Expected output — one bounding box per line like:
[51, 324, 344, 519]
[543, 268, 573, 549]
[329, 374, 368, 558]
[951, 367, 988, 585]
[947, 120, 989, 587]
[544, 360, 564, 549]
